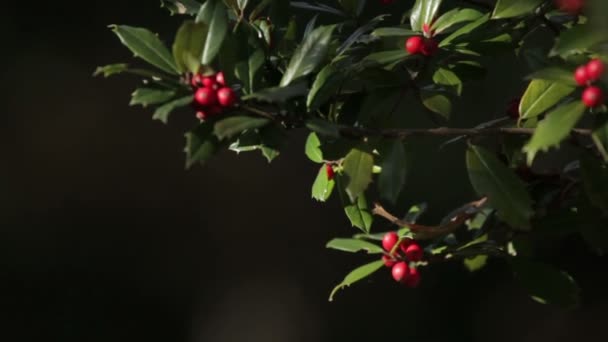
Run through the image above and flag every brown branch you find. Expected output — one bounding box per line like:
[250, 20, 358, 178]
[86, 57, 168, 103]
[372, 198, 488, 240]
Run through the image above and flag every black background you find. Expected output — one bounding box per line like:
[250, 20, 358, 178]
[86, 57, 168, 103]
[1, 1, 608, 341]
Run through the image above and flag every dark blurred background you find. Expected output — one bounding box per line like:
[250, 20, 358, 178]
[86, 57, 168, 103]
[1, 1, 607, 341]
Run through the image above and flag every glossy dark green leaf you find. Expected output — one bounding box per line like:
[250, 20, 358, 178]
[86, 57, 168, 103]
[305, 132, 324, 163]
[439, 14, 489, 47]
[213, 116, 271, 140]
[130, 88, 176, 107]
[519, 80, 575, 119]
[421, 90, 452, 119]
[525, 67, 577, 86]
[371, 27, 415, 37]
[378, 141, 408, 204]
[433, 68, 462, 96]
[235, 48, 265, 94]
[172, 20, 206, 73]
[511, 259, 579, 308]
[551, 24, 608, 57]
[306, 119, 341, 138]
[410, 0, 443, 32]
[467, 145, 534, 230]
[195, 0, 229, 65]
[161, 0, 201, 15]
[307, 63, 347, 111]
[592, 120, 608, 162]
[329, 260, 384, 301]
[523, 101, 587, 164]
[185, 122, 221, 168]
[580, 154, 608, 213]
[312, 165, 335, 202]
[243, 81, 308, 102]
[343, 148, 374, 202]
[93, 63, 129, 77]
[492, 0, 543, 19]
[344, 193, 373, 233]
[153, 96, 192, 123]
[326, 238, 384, 254]
[363, 50, 409, 66]
[432, 8, 483, 34]
[110, 25, 179, 74]
[280, 25, 336, 86]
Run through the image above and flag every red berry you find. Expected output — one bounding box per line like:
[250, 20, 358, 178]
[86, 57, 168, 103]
[325, 164, 335, 180]
[194, 87, 218, 106]
[574, 66, 590, 86]
[382, 255, 396, 267]
[216, 71, 226, 86]
[554, 0, 584, 14]
[405, 36, 424, 55]
[399, 238, 414, 254]
[586, 59, 605, 82]
[195, 110, 207, 121]
[202, 76, 218, 89]
[217, 87, 237, 107]
[191, 73, 204, 88]
[391, 262, 409, 282]
[404, 267, 421, 288]
[421, 39, 439, 56]
[382, 232, 399, 253]
[405, 243, 424, 262]
[582, 86, 604, 108]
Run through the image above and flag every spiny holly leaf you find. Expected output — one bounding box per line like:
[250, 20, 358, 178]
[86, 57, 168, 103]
[491, 0, 543, 19]
[551, 24, 608, 57]
[519, 80, 575, 120]
[305, 132, 324, 163]
[185, 122, 221, 168]
[421, 90, 452, 119]
[280, 24, 337, 86]
[312, 165, 335, 202]
[130, 88, 176, 107]
[342, 148, 374, 202]
[161, 0, 201, 15]
[431, 8, 483, 34]
[326, 238, 384, 254]
[466, 145, 534, 230]
[525, 67, 577, 86]
[378, 141, 408, 204]
[213, 116, 271, 140]
[153, 96, 193, 123]
[580, 154, 608, 214]
[511, 259, 579, 309]
[344, 193, 373, 233]
[172, 20, 206, 73]
[523, 101, 586, 164]
[195, 0, 229, 65]
[93, 63, 129, 77]
[329, 260, 384, 302]
[410, 0, 443, 32]
[110, 25, 179, 75]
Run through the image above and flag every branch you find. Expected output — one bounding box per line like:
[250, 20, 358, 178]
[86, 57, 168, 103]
[372, 198, 488, 240]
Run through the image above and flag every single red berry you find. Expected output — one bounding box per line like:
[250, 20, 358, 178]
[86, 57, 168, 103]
[404, 267, 421, 288]
[507, 97, 522, 119]
[391, 262, 409, 282]
[405, 36, 424, 55]
[398, 238, 414, 254]
[202, 76, 217, 89]
[405, 243, 424, 262]
[194, 87, 218, 106]
[195, 110, 207, 121]
[582, 86, 604, 108]
[191, 73, 204, 88]
[382, 255, 396, 267]
[216, 71, 226, 86]
[554, 0, 585, 14]
[382, 232, 399, 253]
[421, 39, 439, 56]
[574, 66, 590, 86]
[325, 164, 335, 180]
[586, 59, 605, 82]
[217, 87, 237, 107]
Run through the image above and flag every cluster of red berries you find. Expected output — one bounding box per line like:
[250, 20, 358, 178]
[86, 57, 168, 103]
[191, 71, 237, 120]
[381, 232, 423, 287]
[574, 59, 605, 108]
[405, 35, 438, 57]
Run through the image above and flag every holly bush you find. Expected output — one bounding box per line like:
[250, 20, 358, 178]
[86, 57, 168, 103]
[95, 0, 608, 308]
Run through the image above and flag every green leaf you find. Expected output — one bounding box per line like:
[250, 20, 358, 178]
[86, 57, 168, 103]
[378, 141, 408, 204]
[464, 255, 488, 272]
[421, 90, 452, 119]
[110, 25, 179, 75]
[580, 154, 608, 213]
[243, 82, 308, 102]
[312, 164, 335, 202]
[551, 24, 608, 57]
[153, 96, 192, 123]
[305, 132, 324, 163]
[280, 25, 337, 86]
[213, 116, 271, 140]
[343, 148, 374, 202]
[130, 88, 176, 107]
[491, 0, 543, 19]
[344, 193, 373, 233]
[371, 27, 415, 37]
[307, 63, 347, 111]
[592, 120, 608, 162]
[431, 8, 483, 34]
[338, 0, 360, 16]
[326, 238, 384, 254]
[466, 145, 534, 230]
[306, 119, 341, 138]
[185, 122, 221, 168]
[519, 80, 575, 120]
[195, 0, 229, 65]
[511, 259, 579, 308]
[433, 68, 462, 96]
[93, 63, 129, 77]
[329, 260, 384, 302]
[363, 50, 409, 66]
[410, 0, 443, 32]
[161, 0, 201, 15]
[523, 101, 587, 164]
[439, 13, 490, 47]
[525, 67, 577, 86]
[235, 48, 265, 94]
[172, 20, 206, 73]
